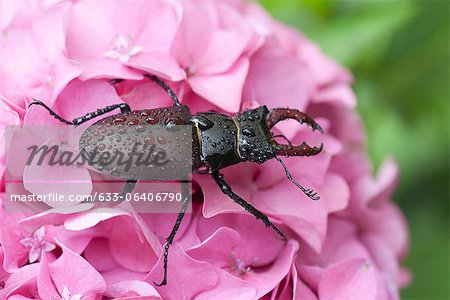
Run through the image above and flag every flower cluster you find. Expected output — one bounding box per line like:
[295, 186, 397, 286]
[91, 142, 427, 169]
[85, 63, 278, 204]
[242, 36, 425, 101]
[0, 0, 409, 299]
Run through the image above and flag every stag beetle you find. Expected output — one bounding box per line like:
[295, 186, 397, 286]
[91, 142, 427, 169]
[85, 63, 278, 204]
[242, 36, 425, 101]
[30, 74, 324, 286]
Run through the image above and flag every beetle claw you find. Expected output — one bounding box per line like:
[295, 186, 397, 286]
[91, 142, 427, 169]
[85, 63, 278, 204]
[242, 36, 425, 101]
[153, 279, 167, 287]
[304, 188, 320, 200]
[266, 108, 323, 134]
[276, 141, 323, 157]
[267, 108, 324, 157]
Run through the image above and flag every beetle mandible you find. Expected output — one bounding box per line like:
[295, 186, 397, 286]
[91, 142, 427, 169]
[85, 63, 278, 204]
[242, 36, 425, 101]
[30, 74, 324, 286]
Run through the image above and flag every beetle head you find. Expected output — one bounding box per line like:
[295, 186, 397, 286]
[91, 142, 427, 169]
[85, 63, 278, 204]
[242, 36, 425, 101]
[234, 106, 323, 164]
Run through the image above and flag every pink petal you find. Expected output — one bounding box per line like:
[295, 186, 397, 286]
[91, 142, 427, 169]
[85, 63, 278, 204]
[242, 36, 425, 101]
[66, 0, 142, 80]
[255, 152, 331, 191]
[0, 215, 29, 271]
[195, 270, 257, 300]
[105, 280, 162, 300]
[319, 173, 350, 213]
[318, 258, 377, 300]
[19, 203, 94, 231]
[194, 213, 285, 267]
[361, 233, 401, 291]
[2, 264, 39, 300]
[0, 3, 82, 107]
[297, 218, 372, 269]
[172, 0, 253, 76]
[64, 203, 162, 272]
[63, 207, 129, 231]
[121, 81, 178, 111]
[194, 27, 252, 75]
[139, 210, 194, 249]
[188, 58, 249, 112]
[84, 238, 119, 272]
[188, 227, 242, 268]
[296, 278, 318, 300]
[171, 1, 215, 70]
[107, 215, 159, 272]
[102, 267, 147, 286]
[191, 217, 297, 298]
[370, 157, 399, 207]
[245, 241, 299, 298]
[0, 246, 8, 279]
[330, 151, 371, 183]
[28, 247, 41, 264]
[23, 162, 92, 208]
[254, 181, 328, 252]
[49, 241, 106, 296]
[0, 102, 20, 190]
[0, 1, 21, 31]
[244, 41, 313, 129]
[313, 82, 356, 108]
[195, 162, 257, 218]
[48, 225, 97, 254]
[37, 253, 59, 300]
[127, 52, 184, 81]
[297, 39, 352, 86]
[358, 203, 409, 259]
[51, 79, 125, 122]
[146, 242, 218, 299]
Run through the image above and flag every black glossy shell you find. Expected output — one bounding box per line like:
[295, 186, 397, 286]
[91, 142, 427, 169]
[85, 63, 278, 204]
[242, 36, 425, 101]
[234, 106, 277, 164]
[193, 112, 241, 171]
[79, 106, 195, 180]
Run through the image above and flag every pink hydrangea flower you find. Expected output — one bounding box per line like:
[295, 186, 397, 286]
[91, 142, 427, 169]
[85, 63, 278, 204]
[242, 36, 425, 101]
[0, 0, 409, 299]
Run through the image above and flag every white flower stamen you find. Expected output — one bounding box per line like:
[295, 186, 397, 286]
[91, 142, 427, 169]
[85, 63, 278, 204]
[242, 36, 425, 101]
[19, 226, 56, 263]
[61, 286, 82, 300]
[104, 35, 143, 63]
[227, 251, 254, 276]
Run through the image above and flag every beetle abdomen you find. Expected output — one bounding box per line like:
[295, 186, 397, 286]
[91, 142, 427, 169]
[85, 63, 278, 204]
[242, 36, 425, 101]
[79, 106, 193, 180]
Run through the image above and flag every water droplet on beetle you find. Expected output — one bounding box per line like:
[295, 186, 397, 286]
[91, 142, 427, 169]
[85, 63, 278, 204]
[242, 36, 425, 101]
[157, 136, 166, 144]
[127, 119, 140, 125]
[144, 136, 155, 144]
[118, 127, 127, 134]
[136, 125, 146, 132]
[242, 126, 256, 137]
[113, 116, 127, 123]
[145, 116, 159, 124]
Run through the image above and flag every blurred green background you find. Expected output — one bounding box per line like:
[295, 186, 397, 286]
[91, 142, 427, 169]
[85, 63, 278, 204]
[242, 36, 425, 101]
[261, 0, 449, 299]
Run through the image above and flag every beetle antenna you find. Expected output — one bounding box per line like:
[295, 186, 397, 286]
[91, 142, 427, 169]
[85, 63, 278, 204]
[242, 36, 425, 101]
[28, 99, 74, 125]
[275, 157, 320, 201]
[145, 74, 181, 106]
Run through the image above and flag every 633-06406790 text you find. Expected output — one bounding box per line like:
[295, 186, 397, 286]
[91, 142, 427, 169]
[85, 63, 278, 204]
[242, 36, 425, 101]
[8, 191, 183, 203]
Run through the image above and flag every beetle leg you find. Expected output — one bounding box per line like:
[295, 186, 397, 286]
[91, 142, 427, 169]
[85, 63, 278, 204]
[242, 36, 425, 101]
[145, 74, 181, 107]
[211, 171, 287, 241]
[154, 180, 191, 286]
[29, 99, 131, 126]
[275, 157, 320, 201]
[117, 180, 137, 201]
